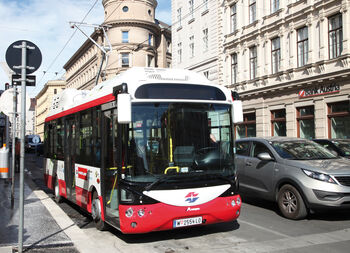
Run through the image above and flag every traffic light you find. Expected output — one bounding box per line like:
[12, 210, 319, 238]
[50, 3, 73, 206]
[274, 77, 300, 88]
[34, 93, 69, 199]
[5, 83, 10, 90]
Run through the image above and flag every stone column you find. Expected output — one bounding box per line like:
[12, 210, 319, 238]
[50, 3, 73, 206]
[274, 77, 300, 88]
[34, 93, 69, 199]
[286, 103, 296, 137]
[314, 98, 327, 138]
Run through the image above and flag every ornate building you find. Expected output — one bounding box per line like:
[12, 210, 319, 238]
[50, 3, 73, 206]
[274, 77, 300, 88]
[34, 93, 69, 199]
[172, 0, 350, 139]
[64, 0, 171, 90]
[171, 0, 221, 82]
[222, 0, 350, 139]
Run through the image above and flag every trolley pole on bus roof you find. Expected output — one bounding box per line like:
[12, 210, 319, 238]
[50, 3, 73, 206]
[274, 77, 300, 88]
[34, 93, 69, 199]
[5, 40, 41, 253]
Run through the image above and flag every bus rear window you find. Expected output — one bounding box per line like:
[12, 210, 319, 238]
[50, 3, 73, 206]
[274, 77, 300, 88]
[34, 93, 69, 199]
[135, 83, 226, 101]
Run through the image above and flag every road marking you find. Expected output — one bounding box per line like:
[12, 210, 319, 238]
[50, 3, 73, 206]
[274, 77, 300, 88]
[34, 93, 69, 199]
[214, 228, 350, 252]
[238, 219, 291, 238]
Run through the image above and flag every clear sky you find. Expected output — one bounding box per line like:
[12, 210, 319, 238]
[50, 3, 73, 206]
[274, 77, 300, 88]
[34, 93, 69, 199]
[0, 0, 172, 98]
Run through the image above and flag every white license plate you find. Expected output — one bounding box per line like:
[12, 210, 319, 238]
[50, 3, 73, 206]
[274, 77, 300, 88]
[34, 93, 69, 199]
[173, 216, 202, 228]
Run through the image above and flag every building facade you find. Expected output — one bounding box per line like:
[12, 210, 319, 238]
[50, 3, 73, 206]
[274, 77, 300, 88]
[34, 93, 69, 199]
[222, 0, 350, 139]
[172, 0, 221, 82]
[172, 0, 350, 139]
[35, 80, 65, 140]
[64, 0, 172, 90]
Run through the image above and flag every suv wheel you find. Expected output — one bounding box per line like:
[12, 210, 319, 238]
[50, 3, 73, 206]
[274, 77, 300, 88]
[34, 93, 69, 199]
[277, 184, 307, 220]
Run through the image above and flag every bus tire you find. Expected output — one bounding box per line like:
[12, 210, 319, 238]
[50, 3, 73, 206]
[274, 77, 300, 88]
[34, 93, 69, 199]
[54, 177, 63, 203]
[91, 191, 107, 231]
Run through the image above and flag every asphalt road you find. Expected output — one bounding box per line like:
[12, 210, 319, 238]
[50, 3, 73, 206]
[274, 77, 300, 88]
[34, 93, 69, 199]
[27, 154, 350, 253]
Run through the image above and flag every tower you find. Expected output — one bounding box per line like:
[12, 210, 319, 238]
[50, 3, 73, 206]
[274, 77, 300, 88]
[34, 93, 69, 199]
[102, 0, 165, 78]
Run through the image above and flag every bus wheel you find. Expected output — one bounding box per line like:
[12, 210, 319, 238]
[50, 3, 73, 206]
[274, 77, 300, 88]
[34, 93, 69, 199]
[91, 191, 107, 231]
[54, 177, 62, 203]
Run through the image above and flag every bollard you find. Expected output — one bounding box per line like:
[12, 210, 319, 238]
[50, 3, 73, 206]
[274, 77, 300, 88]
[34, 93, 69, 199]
[0, 144, 10, 179]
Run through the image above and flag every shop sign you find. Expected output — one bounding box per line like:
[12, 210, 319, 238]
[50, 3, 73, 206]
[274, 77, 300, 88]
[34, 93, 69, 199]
[298, 84, 340, 98]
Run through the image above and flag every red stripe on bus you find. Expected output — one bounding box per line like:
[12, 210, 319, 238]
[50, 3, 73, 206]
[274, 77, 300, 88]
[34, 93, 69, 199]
[76, 186, 89, 209]
[58, 179, 67, 198]
[45, 93, 115, 122]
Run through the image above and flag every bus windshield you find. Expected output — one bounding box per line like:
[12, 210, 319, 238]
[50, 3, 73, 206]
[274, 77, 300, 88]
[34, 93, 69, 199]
[123, 103, 234, 183]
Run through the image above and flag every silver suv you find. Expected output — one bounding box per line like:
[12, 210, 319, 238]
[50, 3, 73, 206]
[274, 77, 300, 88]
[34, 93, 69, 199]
[235, 137, 350, 220]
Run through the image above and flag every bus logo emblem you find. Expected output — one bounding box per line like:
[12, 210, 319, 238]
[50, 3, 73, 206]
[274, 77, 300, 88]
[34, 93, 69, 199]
[77, 167, 88, 180]
[185, 192, 199, 203]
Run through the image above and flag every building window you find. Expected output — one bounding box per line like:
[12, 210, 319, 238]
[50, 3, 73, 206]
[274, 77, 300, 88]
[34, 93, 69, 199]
[203, 0, 208, 10]
[328, 101, 350, 138]
[147, 55, 154, 67]
[271, 37, 281, 74]
[231, 53, 238, 84]
[236, 113, 256, 139]
[122, 31, 129, 43]
[189, 35, 194, 57]
[203, 28, 208, 51]
[271, 109, 286, 136]
[329, 13, 343, 59]
[297, 27, 308, 67]
[177, 42, 182, 63]
[297, 106, 314, 139]
[148, 33, 153, 46]
[167, 40, 171, 53]
[249, 46, 257, 80]
[203, 71, 209, 79]
[122, 6, 129, 12]
[121, 53, 129, 67]
[54, 89, 57, 94]
[189, 0, 194, 19]
[177, 8, 182, 27]
[271, 0, 279, 13]
[249, 0, 256, 24]
[231, 3, 237, 33]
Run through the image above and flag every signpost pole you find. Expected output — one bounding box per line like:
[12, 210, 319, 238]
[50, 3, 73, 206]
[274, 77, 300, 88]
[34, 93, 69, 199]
[11, 85, 17, 209]
[18, 40, 27, 253]
[4, 40, 41, 253]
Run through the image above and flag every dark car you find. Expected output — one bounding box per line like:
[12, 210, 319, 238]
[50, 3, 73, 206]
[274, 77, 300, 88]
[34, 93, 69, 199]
[235, 137, 350, 220]
[313, 139, 350, 158]
[25, 135, 41, 153]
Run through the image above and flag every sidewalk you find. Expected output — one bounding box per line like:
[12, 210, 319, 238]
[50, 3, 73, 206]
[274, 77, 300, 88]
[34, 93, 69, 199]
[0, 155, 79, 253]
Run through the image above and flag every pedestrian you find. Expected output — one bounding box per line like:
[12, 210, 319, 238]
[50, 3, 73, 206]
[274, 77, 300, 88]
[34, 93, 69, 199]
[15, 138, 20, 173]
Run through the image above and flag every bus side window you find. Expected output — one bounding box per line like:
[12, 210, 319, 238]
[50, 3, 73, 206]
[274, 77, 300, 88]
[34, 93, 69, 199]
[93, 107, 102, 167]
[103, 110, 117, 168]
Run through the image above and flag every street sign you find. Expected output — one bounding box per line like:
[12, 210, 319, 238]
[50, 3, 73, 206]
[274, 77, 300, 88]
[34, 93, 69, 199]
[0, 88, 30, 119]
[5, 40, 42, 75]
[12, 74, 36, 86]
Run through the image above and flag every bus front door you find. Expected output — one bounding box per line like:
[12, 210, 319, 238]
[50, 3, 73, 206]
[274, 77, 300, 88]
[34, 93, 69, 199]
[103, 109, 120, 227]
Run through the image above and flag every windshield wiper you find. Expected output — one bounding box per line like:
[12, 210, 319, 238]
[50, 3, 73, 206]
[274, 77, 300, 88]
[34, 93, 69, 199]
[143, 176, 175, 191]
[205, 173, 237, 188]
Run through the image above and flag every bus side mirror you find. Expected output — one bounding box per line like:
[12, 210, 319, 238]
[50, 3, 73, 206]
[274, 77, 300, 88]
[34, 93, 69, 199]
[232, 100, 243, 124]
[117, 93, 131, 124]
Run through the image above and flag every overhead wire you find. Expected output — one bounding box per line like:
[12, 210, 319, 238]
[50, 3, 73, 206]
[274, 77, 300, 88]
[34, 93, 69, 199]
[29, 0, 99, 97]
[30, 0, 125, 98]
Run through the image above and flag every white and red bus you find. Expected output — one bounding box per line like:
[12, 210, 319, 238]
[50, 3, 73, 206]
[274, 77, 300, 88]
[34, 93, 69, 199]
[44, 67, 243, 233]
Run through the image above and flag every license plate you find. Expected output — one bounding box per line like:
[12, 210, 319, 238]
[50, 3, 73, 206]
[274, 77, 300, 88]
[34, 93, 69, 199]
[173, 216, 202, 228]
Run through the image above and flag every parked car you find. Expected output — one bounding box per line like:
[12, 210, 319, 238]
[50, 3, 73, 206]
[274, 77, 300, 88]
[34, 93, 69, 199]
[235, 137, 350, 220]
[313, 139, 350, 158]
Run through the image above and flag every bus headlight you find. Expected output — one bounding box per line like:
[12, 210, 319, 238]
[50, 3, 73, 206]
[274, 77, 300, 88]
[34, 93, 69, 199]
[138, 209, 145, 217]
[231, 200, 236, 207]
[125, 207, 134, 218]
[236, 197, 241, 205]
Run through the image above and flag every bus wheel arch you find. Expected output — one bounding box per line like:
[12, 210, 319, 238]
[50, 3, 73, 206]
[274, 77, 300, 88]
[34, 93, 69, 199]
[91, 188, 107, 231]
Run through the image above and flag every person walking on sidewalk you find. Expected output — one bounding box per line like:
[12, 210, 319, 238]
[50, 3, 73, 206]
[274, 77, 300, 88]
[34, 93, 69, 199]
[15, 138, 20, 173]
